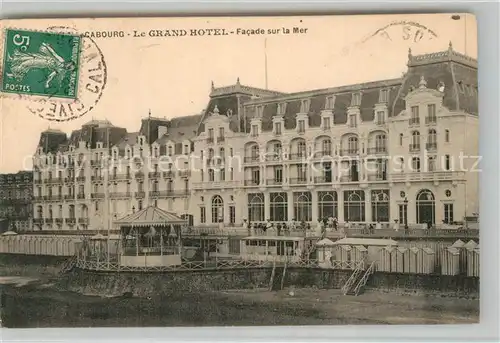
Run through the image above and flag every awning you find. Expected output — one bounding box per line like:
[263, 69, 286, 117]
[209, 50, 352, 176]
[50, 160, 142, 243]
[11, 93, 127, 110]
[114, 206, 186, 227]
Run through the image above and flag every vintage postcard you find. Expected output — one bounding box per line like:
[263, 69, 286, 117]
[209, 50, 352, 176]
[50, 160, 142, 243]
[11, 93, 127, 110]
[0, 14, 479, 327]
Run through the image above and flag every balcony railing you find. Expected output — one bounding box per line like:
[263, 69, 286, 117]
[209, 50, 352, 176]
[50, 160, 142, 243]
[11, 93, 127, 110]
[192, 181, 242, 190]
[148, 172, 161, 178]
[135, 191, 146, 198]
[135, 172, 144, 179]
[314, 150, 333, 158]
[339, 175, 360, 183]
[55, 218, 64, 224]
[150, 190, 190, 197]
[426, 142, 437, 151]
[409, 144, 421, 152]
[34, 179, 42, 184]
[33, 218, 44, 225]
[163, 171, 175, 178]
[66, 218, 76, 225]
[46, 177, 63, 184]
[91, 193, 105, 199]
[314, 176, 333, 184]
[265, 152, 283, 162]
[340, 148, 359, 156]
[289, 178, 308, 185]
[78, 218, 89, 225]
[244, 180, 260, 186]
[425, 116, 437, 125]
[64, 194, 74, 200]
[244, 156, 260, 163]
[217, 136, 225, 143]
[367, 174, 387, 181]
[179, 170, 191, 178]
[390, 171, 466, 183]
[288, 153, 307, 161]
[367, 147, 387, 155]
[33, 196, 44, 201]
[110, 192, 132, 198]
[266, 179, 283, 186]
[76, 176, 85, 182]
[274, 131, 282, 137]
[45, 218, 54, 224]
[91, 175, 104, 181]
[409, 117, 420, 125]
[110, 174, 130, 180]
[77, 193, 85, 199]
[206, 137, 214, 144]
[90, 160, 102, 167]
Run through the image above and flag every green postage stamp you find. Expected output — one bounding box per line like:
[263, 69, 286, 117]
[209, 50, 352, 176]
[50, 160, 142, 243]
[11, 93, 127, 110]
[1, 29, 81, 99]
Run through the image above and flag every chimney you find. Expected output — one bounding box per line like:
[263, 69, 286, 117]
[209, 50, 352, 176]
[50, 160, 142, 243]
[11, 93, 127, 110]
[158, 125, 168, 138]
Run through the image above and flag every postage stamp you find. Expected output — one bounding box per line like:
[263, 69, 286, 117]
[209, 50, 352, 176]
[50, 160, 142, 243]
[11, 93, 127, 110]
[1, 29, 81, 99]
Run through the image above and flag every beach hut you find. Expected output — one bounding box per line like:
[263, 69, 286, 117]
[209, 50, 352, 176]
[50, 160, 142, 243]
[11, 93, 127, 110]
[451, 239, 467, 274]
[422, 247, 436, 274]
[408, 247, 421, 274]
[352, 245, 368, 265]
[378, 246, 395, 272]
[441, 247, 460, 275]
[394, 247, 409, 273]
[338, 245, 352, 267]
[316, 238, 335, 266]
[331, 237, 397, 266]
[466, 246, 480, 277]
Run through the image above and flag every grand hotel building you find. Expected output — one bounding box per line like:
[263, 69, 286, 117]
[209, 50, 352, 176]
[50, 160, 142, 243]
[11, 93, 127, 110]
[31, 45, 478, 233]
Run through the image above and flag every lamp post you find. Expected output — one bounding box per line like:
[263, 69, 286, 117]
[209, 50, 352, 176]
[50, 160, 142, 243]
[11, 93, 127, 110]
[404, 197, 409, 235]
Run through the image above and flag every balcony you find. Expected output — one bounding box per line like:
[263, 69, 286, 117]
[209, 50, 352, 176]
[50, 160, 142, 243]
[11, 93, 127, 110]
[34, 179, 42, 184]
[217, 136, 225, 143]
[91, 175, 104, 181]
[340, 148, 359, 156]
[244, 156, 260, 163]
[409, 117, 420, 126]
[55, 218, 64, 224]
[33, 218, 44, 225]
[45, 218, 54, 224]
[266, 179, 283, 186]
[375, 120, 386, 126]
[135, 172, 144, 179]
[135, 191, 146, 198]
[206, 137, 214, 144]
[192, 181, 242, 190]
[47, 177, 63, 184]
[91, 193, 105, 199]
[77, 193, 85, 199]
[148, 172, 161, 178]
[163, 171, 175, 178]
[289, 178, 307, 185]
[110, 192, 132, 198]
[426, 142, 437, 151]
[76, 176, 85, 182]
[314, 176, 333, 184]
[179, 170, 191, 178]
[244, 180, 260, 187]
[409, 144, 421, 152]
[288, 153, 307, 161]
[78, 218, 89, 225]
[151, 190, 190, 197]
[76, 160, 85, 167]
[367, 147, 387, 155]
[314, 150, 333, 158]
[274, 131, 282, 137]
[90, 160, 102, 167]
[367, 174, 387, 182]
[390, 171, 466, 183]
[339, 175, 360, 183]
[425, 116, 437, 125]
[65, 177, 74, 183]
[110, 174, 130, 180]
[33, 196, 44, 202]
[64, 194, 74, 200]
[265, 152, 283, 162]
[66, 218, 76, 225]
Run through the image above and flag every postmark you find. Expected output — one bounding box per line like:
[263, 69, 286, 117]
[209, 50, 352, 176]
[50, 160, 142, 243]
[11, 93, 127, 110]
[362, 20, 438, 44]
[1, 29, 81, 99]
[0, 26, 107, 122]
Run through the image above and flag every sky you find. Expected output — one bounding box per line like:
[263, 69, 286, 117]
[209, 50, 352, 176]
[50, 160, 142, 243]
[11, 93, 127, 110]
[0, 14, 477, 173]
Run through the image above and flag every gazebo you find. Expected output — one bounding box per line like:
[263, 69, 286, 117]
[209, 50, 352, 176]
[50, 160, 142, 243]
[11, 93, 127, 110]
[114, 206, 187, 267]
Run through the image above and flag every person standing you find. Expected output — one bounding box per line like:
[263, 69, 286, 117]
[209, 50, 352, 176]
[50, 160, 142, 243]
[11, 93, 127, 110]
[393, 219, 399, 232]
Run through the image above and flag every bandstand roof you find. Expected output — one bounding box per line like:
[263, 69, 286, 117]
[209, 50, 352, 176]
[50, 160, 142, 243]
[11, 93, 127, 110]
[2, 231, 18, 236]
[316, 238, 335, 246]
[332, 237, 398, 247]
[114, 206, 186, 227]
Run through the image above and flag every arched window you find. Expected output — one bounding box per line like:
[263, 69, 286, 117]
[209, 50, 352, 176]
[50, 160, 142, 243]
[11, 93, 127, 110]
[270, 192, 288, 221]
[416, 189, 435, 224]
[293, 191, 312, 222]
[375, 134, 386, 152]
[248, 193, 265, 222]
[208, 169, 215, 181]
[318, 191, 337, 219]
[371, 190, 389, 222]
[412, 157, 421, 172]
[343, 190, 365, 222]
[211, 195, 224, 223]
[251, 145, 259, 158]
[168, 146, 173, 156]
[297, 140, 306, 157]
[411, 131, 420, 147]
[428, 129, 437, 144]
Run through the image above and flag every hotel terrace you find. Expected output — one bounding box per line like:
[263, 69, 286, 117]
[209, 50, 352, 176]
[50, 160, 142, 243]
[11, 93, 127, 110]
[31, 44, 478, 233]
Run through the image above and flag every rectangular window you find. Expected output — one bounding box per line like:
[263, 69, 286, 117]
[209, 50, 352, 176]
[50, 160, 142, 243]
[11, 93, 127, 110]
[251, 125, 258, 136]
[229, 168, 234, 181]
[379, 89, 389, 103]
[229, 206, 236, 224]
[200, 207, 206, 223]
[427, 104, 436, 122]
[351, 93, 361, 106]
[349, 114, 357, 127]
[410, 106, 420, 124]
[325, 95, 335, 109]
[252, 169, 260, 184]
[428, 156, 436, 172]
[297, 164, 307, 181]
[277, 103, 286, 115]
[208, 128, 214, 139]
[220, 168, 225, 181]
[445, 155, 451, 171]
[219, 127, 225, 139]
[300, 99, 310, 113]
[376, 111, 385, 124]
[256, 105, 264, 117]
[444, 203, 454, 224]
[208, 169, 215, 181]
[274, 166, 283, 182]
[323, 117, 331, 129]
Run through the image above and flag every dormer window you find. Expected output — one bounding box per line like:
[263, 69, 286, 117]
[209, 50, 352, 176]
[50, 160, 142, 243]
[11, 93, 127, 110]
[167, 146, 173, 156]
[251, 124, 259, 137]
[207, 128, 214, 143]
[183, 144, 189, 155]
[379, 89, 389, 103]
[274, 122, 282, 136]
[410, 106, 420, 125]
[348, 114, 357, 128]
[96, 142, 103, 149]
[277, 102, 286, 115]
[322, 117, 331, 130]
[256, 105, 264, 117]
[375, 111, 385, 125]
[300, 99, 310, 113]
[426, 104, 437, 124]
[351, 92, 362, 107]
[218, 127, 225, 143]
[298, 120, 306, 133]
[325, 95, 335, 110]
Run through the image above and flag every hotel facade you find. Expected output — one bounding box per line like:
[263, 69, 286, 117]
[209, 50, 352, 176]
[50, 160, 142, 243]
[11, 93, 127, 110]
[31, 45, 478, 233]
